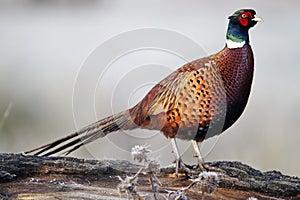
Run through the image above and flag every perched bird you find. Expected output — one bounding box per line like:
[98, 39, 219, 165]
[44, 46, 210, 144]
[26, 9, 262, 174]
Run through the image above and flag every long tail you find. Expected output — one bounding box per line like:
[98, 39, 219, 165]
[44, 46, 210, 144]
[25, 111, 133, 156]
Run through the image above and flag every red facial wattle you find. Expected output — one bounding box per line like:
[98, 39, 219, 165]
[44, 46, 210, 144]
[239, 18, 249, 26]
[239, 11, 254, 27]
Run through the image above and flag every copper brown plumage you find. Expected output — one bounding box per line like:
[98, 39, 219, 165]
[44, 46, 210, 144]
[26, 9, 262, 173]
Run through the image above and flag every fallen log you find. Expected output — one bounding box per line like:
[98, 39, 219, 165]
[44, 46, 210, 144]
[0, 153, 299, 200]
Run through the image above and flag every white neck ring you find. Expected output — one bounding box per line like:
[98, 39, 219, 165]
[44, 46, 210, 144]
[226, 39, 246, 49]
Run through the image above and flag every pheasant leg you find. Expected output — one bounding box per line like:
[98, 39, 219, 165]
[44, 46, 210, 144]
[170, 138, 192, 177]
[191, 140, 225, 173]
[191, 140, 205, 171]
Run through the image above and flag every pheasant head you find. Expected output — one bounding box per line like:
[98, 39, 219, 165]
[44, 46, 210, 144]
[226, 9, 262, 48]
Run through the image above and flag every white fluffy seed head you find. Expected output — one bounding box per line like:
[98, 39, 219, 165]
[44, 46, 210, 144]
[189, 171, 220, 194]
[198, 171, 219, 184]
[131, 144, 151, 163]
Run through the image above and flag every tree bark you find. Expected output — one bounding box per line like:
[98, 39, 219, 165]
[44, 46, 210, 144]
[0, 153, 299, 200]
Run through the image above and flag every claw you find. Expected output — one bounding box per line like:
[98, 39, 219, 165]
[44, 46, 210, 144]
[171, 138, 197, 177]
[203, 163, 226, 173]
[191, 140, 225, 173]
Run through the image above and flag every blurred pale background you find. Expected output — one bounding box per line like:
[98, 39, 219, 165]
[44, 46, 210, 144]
[0, 1, 299, 176]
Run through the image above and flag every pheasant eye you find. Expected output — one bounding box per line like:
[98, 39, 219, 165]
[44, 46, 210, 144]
[241, 13, 247, 18]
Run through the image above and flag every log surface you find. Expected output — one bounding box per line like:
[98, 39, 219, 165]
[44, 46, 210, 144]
[0, 153, 299, 200]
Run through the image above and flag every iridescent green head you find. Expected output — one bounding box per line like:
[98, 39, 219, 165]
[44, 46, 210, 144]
[226, 9, 262, 44]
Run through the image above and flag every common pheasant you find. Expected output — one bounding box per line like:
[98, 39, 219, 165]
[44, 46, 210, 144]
[26, 9, 262, 174]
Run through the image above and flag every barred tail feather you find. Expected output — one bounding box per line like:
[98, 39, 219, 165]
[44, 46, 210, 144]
[25, 111, 132, 156]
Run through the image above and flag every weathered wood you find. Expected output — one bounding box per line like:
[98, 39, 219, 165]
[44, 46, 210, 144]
[0, 153, 299, 200]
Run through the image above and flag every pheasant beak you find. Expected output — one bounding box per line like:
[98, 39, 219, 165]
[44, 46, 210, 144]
[252, 15, 263, 22]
